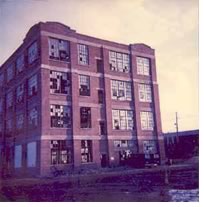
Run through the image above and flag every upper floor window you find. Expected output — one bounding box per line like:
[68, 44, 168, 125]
[112, 109, 134, 130]
[138, 84, 152, 102]
[6, 91, 13, 109]
[50, 105, 71, 128]
[79, 75, 90, 96]
[28, 41, 38, 64]
[143, 140, 158, 158]
[7, 64, 14, 82]
[0, 73, 4, 87]
[109, 51, 130, 73]
[16, 114, 24, 133]
[111, 80, 132, 101]
[136, 57, 150, 76]
[50, 71, 71, 94]
[28, 74, 38, 97]
[114, 140, 136, 148]
[16, 83, 24, 103]
[80, 107, 91, 128]
[77, 44, 88, 65]
[140, 111, 154, 130]
[98, 90, 104, 104]
[51, 140, 72, 165]
[28, 107, 38, 128]
[81, 140, 93, 163]
[6, 119, 12, 136]
[49, 38, 69, 61]
[16, 54, 25, 74]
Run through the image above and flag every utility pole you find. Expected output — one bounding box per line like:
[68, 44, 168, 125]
[175, 112, 179, 143]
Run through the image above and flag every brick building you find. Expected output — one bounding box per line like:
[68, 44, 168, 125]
[0, 22, 165, 177]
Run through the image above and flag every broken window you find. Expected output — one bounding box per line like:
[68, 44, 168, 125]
[7, 64, 14, 82]
[49, 38, 70, 61]
[77, 44, 89, 65]
[114, 140, 137, 148]
[6, 91, 13, 110]
[109, 51, 130, 73]
[81, 140, 93, 163]
[16, 113, 24, 133]
[27, 142, 37, 167]
[79, 75, 90, 96]
[143, 140, 158, 157]
[136, 57, 150, 76]
[140, 111, 154, 130]
[28, 41, 38, 64]
[6, 119, 12, 136]
[16, 54, 25, 74]
[28, 74, 38, 97]
[0, 98, 3, 114]
[16, 83, 24, 103]
[50, 105, 71, 128]
[51, 140, 72, 165]
[28, 107, 38, 128]
[111, 80, 132, 101]
[80, 107, 91, 128]
[138, 84, 152, 102]
[98, 90, 104, 104]
[112, 109, 134, 130]
[50, 71, 71, 94]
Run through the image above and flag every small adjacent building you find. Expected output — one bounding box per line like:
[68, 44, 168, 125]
[164, 130, 199, 160]
[0, 22, 165, 177]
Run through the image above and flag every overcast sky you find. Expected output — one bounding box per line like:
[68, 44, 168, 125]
[0, 0, 198, 132]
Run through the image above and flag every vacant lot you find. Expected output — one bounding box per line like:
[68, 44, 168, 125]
[0, 165, 198, 202]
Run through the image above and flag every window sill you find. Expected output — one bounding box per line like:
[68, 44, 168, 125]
[51, 127, 72, 129]
[112, 129, 135, 131]
[49, 58, 70, 63]
[81, 162, 94, 165]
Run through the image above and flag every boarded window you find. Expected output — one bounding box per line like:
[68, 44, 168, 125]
[80, 107, 91, 128]
[14, 145, 22, 168]
[27, 142, 37, 167]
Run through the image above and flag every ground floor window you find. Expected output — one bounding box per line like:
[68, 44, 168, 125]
[81, 140, 93, 163]
[14, 145, 22, 168]
[143, 140, 159, 162]
[27, 142, 37, 167]
[51, 140, 72, 165]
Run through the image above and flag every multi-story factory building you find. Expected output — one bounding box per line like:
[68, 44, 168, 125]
[0, 22, 165, 177]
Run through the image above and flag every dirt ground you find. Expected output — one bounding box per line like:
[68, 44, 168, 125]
[0, 164, 199, 202]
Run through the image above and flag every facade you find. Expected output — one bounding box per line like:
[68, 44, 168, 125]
[0, 22, 165, 177]
[164, 130, 199, 160]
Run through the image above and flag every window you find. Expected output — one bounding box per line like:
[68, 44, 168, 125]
[16, 114, 24, 133]
[28, 41, 38, 64]
[49, 38, 70, 61]
[14, 145, 22, 168]
[50, 105, 71, 128]
[99, 121, 106, 135]
[143, 140, 158, 155]
[98, 90, 104, 104]
[27, 142, 37, 167]
[138, 84, 152, 102]
[109, 51, 130, 73]
[112, 109, 134, 130]
[97, 59, 103, 72]
[28, 74, 38, 97]
[6, 91, 13, 109]
[0, 73, 4, 87]
[77, 44, 88, 65]
[111, 80, 132, 101]
[50, 71, 71, 94]
[136, 57, 150, 76]
[16, 54, 25, 74]
[28, 107, 38, 128]
[140, 111, 154, 130]
[81, 140, 93, 163]
[51, 140, 72, 165]
[16, 83, 24, 103]
[79, 75, 90, 96]
[80, 107, 91, 128]
[7, 65, 14, 82]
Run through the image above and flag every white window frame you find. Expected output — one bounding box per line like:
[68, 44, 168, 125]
[136, 57, 150, 76]
[111, 80, 132, 101]
[77, 44, 89, 65]
[140, 111, 154, 130]
[138, 84, 152, 102]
